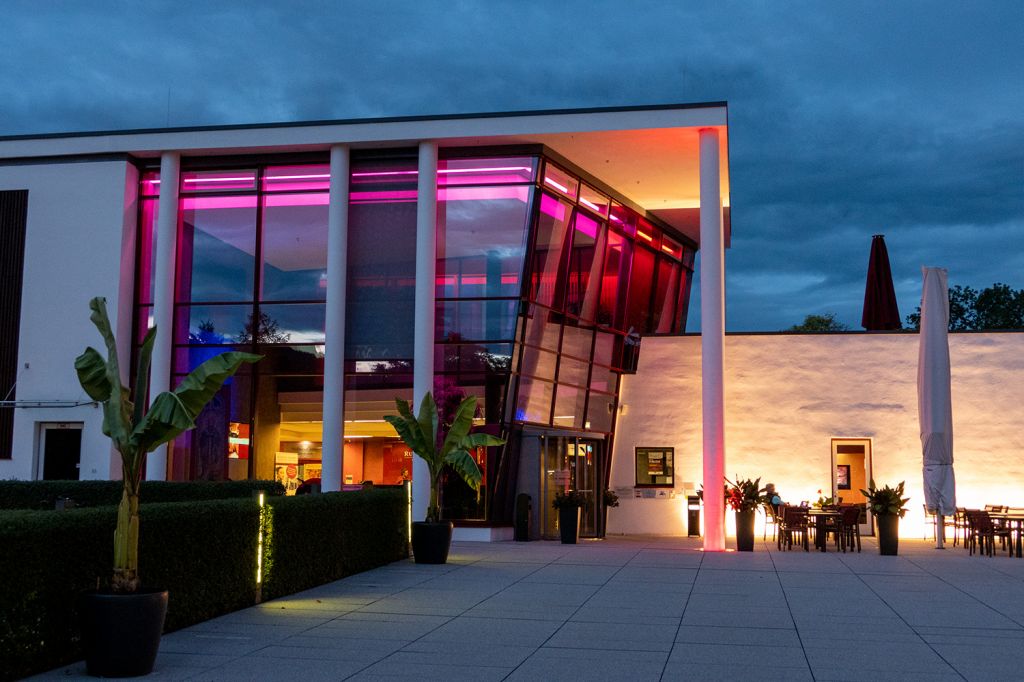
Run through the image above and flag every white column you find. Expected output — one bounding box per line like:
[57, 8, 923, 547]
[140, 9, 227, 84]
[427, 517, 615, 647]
[412, 142, 438, 522]
[147, 152, 180, 481]
[699, 128, 726, 551]
[321, 145, 350, 493]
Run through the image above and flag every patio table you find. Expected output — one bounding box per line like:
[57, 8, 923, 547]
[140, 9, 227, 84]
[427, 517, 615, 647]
[807, 509, 842, 552]
[989, 512, 1024, 558]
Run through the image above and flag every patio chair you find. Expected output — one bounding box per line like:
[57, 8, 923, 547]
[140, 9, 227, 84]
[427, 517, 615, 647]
[763, 503, 781, 542]
[966, 510, 1012, 557]
[953, 507, 967, 547]
[778, 506, 809, 552]
[923, 504, 955, 542]
[837, 505, 862, 553]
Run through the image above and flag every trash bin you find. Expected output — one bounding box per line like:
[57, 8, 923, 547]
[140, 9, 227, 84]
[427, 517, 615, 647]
[687, 495, 701, 537]
[514, 493, 531, 541]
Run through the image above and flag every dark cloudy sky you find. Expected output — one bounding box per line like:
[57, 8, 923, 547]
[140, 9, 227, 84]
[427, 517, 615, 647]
[2, 1, 1021, 331]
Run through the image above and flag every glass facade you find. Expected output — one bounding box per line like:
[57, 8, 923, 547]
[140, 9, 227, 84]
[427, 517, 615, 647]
[134, 148, 694, 522]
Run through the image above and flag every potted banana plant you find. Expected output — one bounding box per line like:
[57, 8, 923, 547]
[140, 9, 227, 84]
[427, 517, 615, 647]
[75, 297, 259, 677]
[385, 392, 504, 564]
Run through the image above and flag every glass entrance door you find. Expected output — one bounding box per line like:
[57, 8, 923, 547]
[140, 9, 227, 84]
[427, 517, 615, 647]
[540, 434, 603, 539]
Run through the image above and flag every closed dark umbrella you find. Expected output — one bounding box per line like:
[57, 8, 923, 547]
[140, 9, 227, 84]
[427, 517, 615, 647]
[862, 234, 901, 330]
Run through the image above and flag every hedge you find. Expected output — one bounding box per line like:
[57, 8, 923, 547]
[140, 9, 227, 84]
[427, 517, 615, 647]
[0, 479, 285, 510]
[262, 487, 408, 600]
[0, 488, 407, 681]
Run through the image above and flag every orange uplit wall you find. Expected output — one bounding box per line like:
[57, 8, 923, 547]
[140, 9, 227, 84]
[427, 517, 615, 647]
[608, 332, 1024, 539]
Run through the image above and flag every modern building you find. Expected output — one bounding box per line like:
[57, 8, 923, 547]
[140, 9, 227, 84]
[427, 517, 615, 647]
[0, 104, 733, 545]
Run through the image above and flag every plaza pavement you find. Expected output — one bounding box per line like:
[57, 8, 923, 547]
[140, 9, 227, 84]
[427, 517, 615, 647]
[35, 535, 1024, 681]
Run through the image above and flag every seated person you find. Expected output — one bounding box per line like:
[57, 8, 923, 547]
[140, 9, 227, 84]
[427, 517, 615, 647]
[764, 483, 784, 513]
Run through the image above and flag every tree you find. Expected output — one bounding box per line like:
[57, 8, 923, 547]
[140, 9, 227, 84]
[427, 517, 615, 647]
[906, 283, 1024, 331]
[787, 313, 850, 332]
[237, 311, 291, 344]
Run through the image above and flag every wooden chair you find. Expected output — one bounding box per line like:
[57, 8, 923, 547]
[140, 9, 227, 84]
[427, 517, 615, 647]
[923, 504, 955, 542]
[778, 506, 809, 551]
[953, 507, 967, 547]
[967, 510, 1012, 557]
[837, 505, 862, 553]
[763, 503, 781, 542]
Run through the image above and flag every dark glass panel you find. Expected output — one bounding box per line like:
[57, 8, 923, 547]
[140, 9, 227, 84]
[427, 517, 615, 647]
[578, 183, 610, 218]
[180, 169, 257, 193]
[176, 196, 258, 303]
[256, 346, 326, 375]
[515, 375, 553, 424]
[635, 218, 660, 251]
[262, 164, 330, 192]
[597, 230, 631, 329]
[585, 391, 616, 432]
[676, 269, 694, 333]
[660, 235, 683, 260]
[560, 325, 594, 362]
[257, 304, 326, 345]
[346, 157, 417, 361]
[519, 345, 558, 382]
[260, 194, 329, 301]
[168, 372, 253, 481]
[556, 354, 590, 388]
[624, 245, 656, 333]
[564, 213, 606, 322]
[172, 346, 254, 375]
[436, 343, 513, 374]
[436, 185, 532, 298]
[135, 305, 154, 345]
[609, 202, 636, 236]
[652, 258, 681, 334]
[436, 299, 518, 343]
[173, 304, 253, 346]
[541, 162, 579, 200]
[438, 157, 537, 186]
[552, 384, 585, 430]
[136, 198, 158, 304]
[529, 193, 572, 308]
[522, 304, 562, 352]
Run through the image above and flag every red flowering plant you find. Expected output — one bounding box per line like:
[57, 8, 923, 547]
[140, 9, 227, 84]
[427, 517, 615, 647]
[724, 476, 767, 512]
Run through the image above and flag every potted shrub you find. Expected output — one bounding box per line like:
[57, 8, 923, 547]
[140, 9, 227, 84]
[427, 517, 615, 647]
[384, 392, 504, 564]
[552, 490, 587, 544]
[74, 298, 259, 677]
[725, 476, 766, 552]
[860, 480, 910, 556]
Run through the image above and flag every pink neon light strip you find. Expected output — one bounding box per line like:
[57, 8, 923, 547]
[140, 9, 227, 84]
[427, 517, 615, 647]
[543, 177, 569, 193]
[148, 165, 533, 185]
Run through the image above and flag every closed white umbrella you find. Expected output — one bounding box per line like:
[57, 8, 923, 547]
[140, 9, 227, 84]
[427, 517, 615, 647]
[918, 267, 956, 548]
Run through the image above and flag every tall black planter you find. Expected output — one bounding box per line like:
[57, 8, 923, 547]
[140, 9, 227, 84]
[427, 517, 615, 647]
[735, 509, 755, 551]
[877, 514, 899, 555]
[412, 521, 454, 564]
[558, 506, 581, 544]
[80, 589, 168, 678]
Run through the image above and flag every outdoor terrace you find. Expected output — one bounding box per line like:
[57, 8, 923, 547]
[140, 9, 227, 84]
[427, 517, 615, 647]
[35, 536, 1024, 681]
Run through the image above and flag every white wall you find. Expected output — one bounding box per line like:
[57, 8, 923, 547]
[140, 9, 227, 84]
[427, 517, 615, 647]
[0, 160, 137, 481]
[608, 332, 1024, 538]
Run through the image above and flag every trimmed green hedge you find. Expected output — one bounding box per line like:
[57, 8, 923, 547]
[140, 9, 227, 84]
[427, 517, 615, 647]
[0, 479, 284, 510]
[262, 487, 408, 599]
[0, 489, 407, 681]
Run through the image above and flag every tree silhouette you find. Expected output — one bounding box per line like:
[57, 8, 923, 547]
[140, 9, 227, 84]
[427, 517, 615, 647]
[237, 311, 291, 344]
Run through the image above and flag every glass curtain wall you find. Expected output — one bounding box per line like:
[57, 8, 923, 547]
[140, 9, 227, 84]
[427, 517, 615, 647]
[134, 150, 695, 495]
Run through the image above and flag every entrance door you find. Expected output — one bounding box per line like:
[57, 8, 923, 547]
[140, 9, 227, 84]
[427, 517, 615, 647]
[831, 438, 873, 535]
[38, 423, 83, 480]
[540, 435, 604, 539]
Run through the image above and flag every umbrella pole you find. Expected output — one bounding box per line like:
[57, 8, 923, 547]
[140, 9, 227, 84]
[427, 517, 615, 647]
[936, 514, 945, 549]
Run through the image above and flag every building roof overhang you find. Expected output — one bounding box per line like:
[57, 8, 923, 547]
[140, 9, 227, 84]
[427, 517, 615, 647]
[0, 102, 731, 246]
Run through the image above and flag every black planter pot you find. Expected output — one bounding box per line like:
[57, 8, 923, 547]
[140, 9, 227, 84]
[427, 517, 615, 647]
[877, 514, 900, 555]
[558, 506, 581, 544]
[412, 521, 454, 564]
[79, 588, 168, 678]
[735, 509, 756, 551]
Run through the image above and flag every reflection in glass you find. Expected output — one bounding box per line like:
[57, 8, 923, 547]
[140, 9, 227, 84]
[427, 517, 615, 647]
[261, 195, 328, 301]
[552, 384, 585, 429]
[624, 245, 655, 333]
[177, 197, 258, 303]
[529, 194, 572, 308]
[515, 375, 554, 425]
[565, 213, 606, 322]
[257, 304, 326, 344]
[598, 230, 631, 328]
[436, 299, 518, 343]
[652, 258, 681, 334]
[586, 391, 615, 432]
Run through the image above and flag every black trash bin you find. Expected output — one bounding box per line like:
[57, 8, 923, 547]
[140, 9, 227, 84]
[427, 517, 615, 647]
[687, 495, 701, 537]
[514, 493, 531, 541]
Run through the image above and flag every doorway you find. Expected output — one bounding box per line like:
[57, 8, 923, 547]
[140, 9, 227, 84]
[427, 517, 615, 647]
[831, 438, 873, 535]
[37, 423, 83, 480]
[540, 434, 604, 539]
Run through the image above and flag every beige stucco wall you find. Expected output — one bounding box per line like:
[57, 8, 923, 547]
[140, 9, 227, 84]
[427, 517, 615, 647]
[608, 332, 1024, 538]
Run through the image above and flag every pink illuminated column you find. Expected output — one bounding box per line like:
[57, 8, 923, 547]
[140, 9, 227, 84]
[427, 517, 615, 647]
[699, 128, 726, 551]
[321, 145, 350, 493]
[412, 142, 437, 522]
[147, 151, 180, 481]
